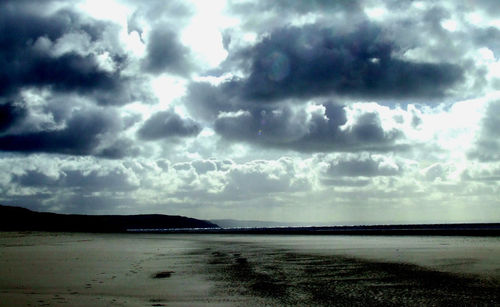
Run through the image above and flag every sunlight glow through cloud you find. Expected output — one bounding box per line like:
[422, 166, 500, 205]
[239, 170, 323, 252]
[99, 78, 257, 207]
[181, 0, 230, 69]
[79, 0, 130, 24]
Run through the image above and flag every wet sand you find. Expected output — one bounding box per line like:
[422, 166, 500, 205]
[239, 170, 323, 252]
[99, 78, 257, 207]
[1, 232, 499, 306]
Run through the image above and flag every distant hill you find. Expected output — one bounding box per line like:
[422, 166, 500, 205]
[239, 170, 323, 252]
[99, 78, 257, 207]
[0, 204, 219, 232]
[211, 219, 314, 228]
[210, 219, 378, 228]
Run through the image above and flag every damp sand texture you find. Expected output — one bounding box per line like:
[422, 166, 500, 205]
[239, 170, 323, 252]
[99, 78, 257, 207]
[0, 232, 499, 306]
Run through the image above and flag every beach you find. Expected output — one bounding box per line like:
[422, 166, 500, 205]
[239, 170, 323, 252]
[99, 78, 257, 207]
[1, 232, 499, 306]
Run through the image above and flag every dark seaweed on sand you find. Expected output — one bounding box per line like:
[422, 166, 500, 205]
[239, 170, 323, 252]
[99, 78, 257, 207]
[203, 245, 500, 306]
[152, 271, 174, 279]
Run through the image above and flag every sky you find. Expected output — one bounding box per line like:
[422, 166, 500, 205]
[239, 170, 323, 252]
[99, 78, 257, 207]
[1, 0, 500, 225]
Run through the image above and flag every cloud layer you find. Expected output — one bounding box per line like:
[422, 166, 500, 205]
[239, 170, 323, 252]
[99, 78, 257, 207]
[0, 0, 499, 224]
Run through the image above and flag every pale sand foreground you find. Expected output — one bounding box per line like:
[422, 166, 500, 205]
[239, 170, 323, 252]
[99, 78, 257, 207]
[1, 232, 499, 306]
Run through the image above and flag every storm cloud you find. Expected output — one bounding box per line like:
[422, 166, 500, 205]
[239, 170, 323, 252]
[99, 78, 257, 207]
[0, 3, 151, 106]
[0, 108, 119, 156]
[0, 7, 111, 95]
[212, 23, 463, 104]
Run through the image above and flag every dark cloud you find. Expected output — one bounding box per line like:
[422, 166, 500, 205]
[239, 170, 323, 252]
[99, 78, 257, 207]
[185, 82, 238, 121]
[12, 168, 137, 192]
[411, 112, 422, 128]
[97, 138, 141, 159]
[126, 1, 194, 76]
[214, 23, 463, 103]
[186, 22, 465, 122]
[473, 26, 500, 55]
[0, 8, 111, 94]
[0, 102, 27, 132]
[325, 156, 402, 177]
[0, 4, 151, 106]
[0, 93, 143, 158]
[468, 100, 500, 162]
[172, 162, 192, 171]
[137, 110, 201, 141]
[63, 169, 137, 192]
[230, 0, 361, 15]
[462, 167, 500, 182]
[214, 159, 234, 171]
[0, 109, 118, 156]
[142, 26, 193, 76]
[191, 160, 217, 175]
[4, 52, 119, 95]
[321, 178, 371, 187]
[12, 170, 58, 187]
[214, 103, 404, 152]
[0, 2, 159, 158]
[170, 159, 232, 175]
[472, 0, 500, 16]
[156, 159, 169, 171]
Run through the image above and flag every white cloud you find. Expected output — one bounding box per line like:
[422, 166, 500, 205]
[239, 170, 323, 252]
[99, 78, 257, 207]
[364, 6, 387, 21]
[180, 0, 230, 69]
[78, 0, 131, 24]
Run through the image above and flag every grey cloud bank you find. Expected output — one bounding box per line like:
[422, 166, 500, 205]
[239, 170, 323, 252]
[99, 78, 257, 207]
[220, 24, 463, 102]
[214, 103, 405, 153]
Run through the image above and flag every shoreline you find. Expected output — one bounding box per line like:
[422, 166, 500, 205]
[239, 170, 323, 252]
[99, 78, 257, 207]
[127, 223, 500, 236]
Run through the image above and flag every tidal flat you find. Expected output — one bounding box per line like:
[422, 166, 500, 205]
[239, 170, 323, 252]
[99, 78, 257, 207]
[0, 232, 499, 306]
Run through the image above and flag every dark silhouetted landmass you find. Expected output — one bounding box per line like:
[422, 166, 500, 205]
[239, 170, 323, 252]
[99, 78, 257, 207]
[211, 219, 313, 228]
[0, 204, 219, 232]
